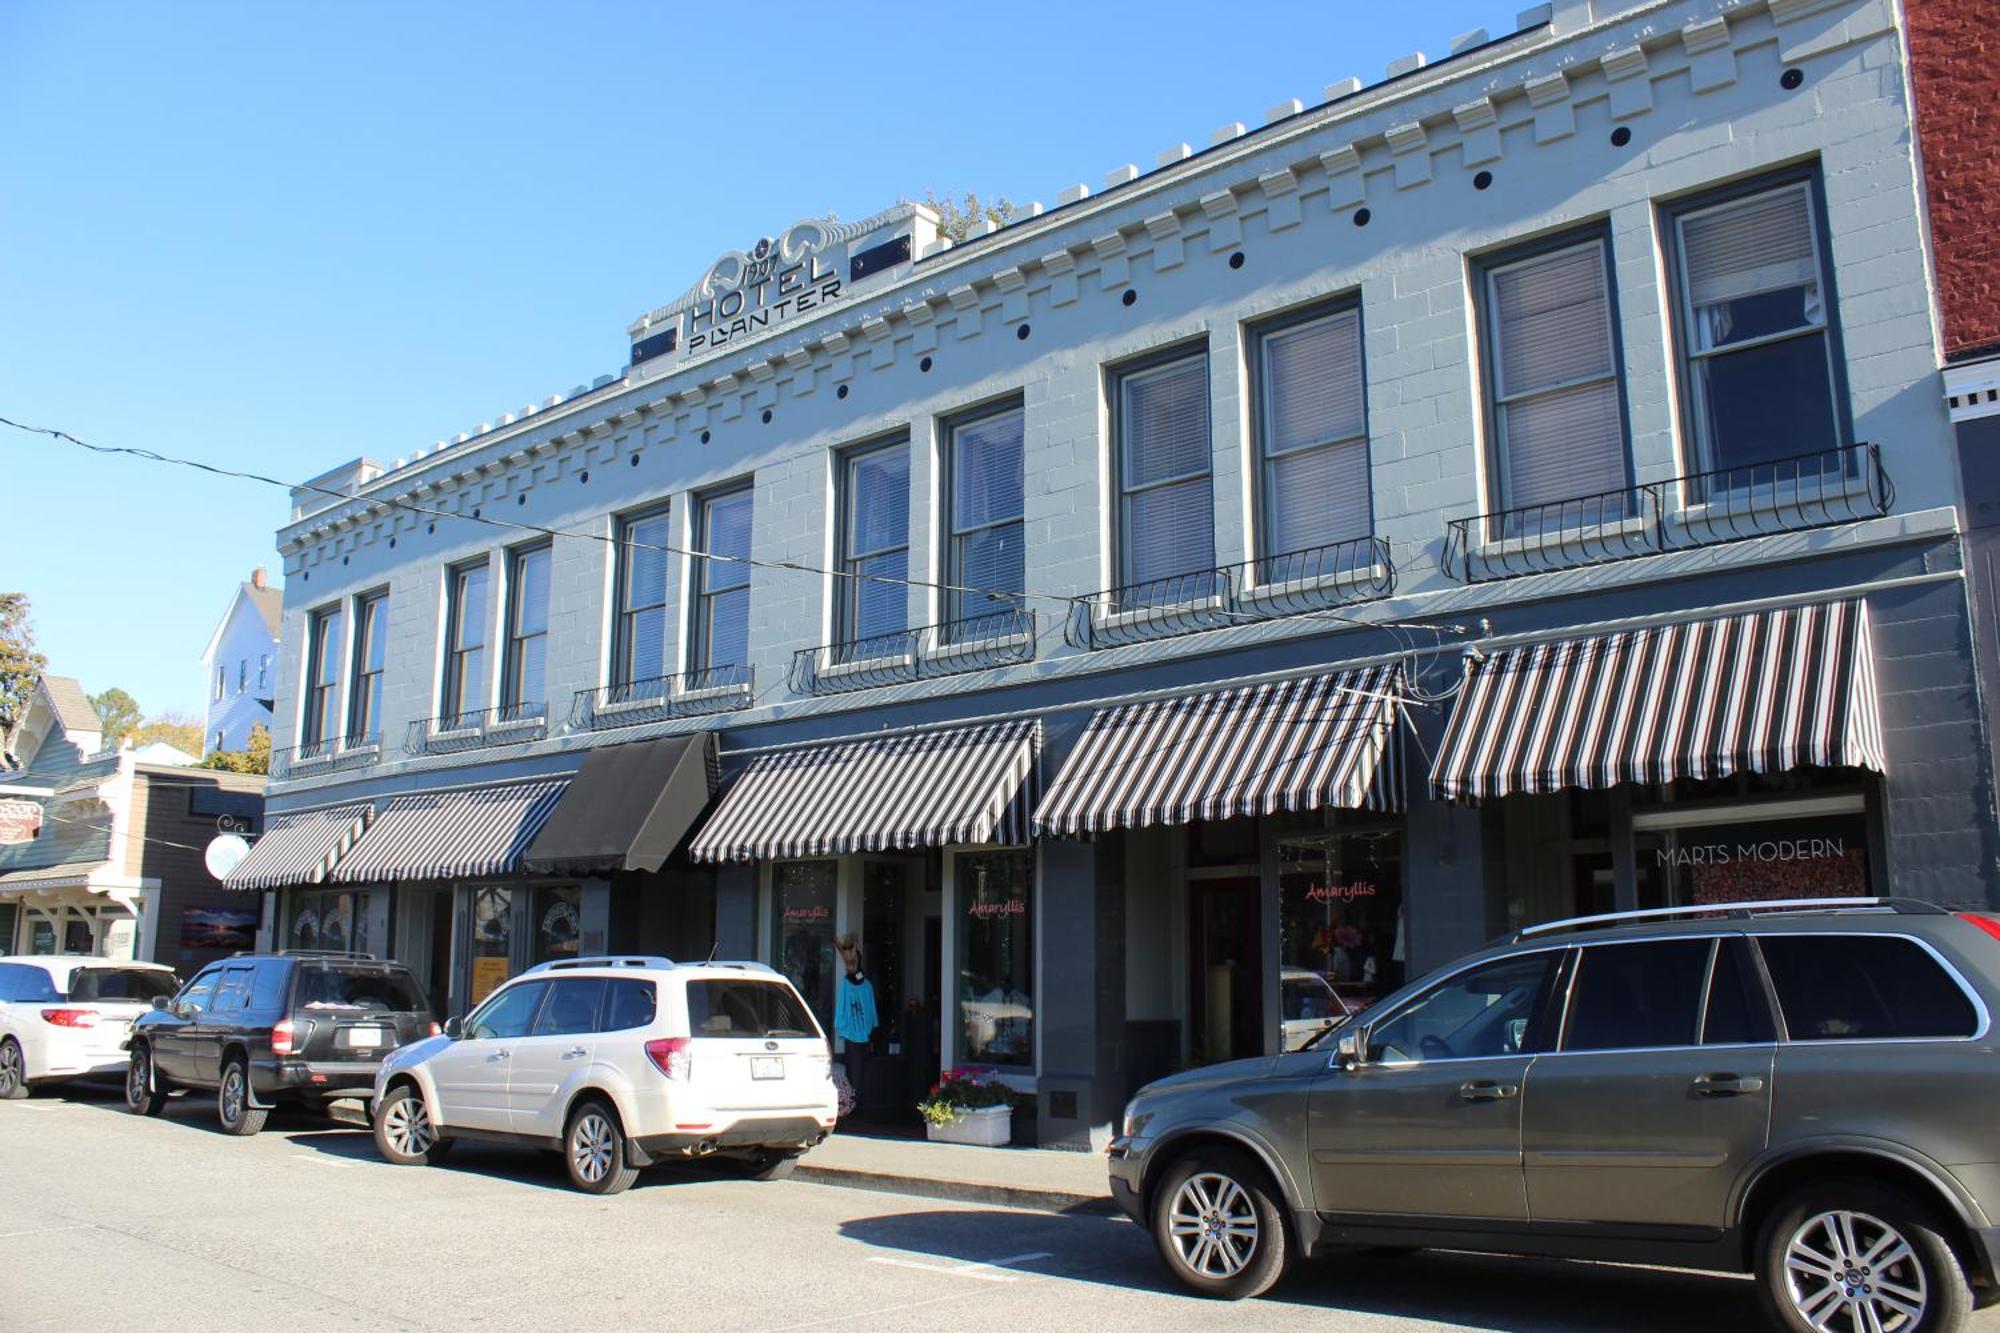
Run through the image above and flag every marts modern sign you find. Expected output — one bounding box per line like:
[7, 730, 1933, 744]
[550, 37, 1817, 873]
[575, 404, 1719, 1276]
[1656, 835, 1850, 867]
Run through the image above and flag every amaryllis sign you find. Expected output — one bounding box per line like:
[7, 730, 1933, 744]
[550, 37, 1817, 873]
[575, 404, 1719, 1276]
[0, 799, 43, 846]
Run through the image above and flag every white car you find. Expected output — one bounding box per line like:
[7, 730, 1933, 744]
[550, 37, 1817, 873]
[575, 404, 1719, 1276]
[371, 956, 837, 1194]
[1280, 967, 1354, 1051]
[0, 956, 180, 1098]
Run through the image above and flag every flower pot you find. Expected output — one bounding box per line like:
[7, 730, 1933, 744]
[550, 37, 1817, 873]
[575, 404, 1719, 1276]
[925, 1103, 1012, 1147]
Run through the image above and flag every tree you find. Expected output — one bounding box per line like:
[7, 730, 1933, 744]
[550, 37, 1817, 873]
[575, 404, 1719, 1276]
[90, 687, 142, 747]
[923, 191, 1018, 244]
[131, 712, 205, 757]
[201, 723, 270, 775]
[0, 592, 47, 741]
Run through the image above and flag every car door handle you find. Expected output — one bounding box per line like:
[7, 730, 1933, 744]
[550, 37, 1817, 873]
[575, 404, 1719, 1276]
[487, 1050, 510, 1063]
[1693, 1073, 1765, 1097]
[1459, 1080, 1519, 1102]
[563, 1047, 587, 1060]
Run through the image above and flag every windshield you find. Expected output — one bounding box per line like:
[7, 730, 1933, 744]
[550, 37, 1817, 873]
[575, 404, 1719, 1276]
[684, 979, 822, 1040]
[294, 963, 428, 1013]
[68, 968, 180, 1003]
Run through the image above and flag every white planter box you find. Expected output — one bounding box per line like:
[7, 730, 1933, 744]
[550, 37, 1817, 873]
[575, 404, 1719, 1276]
[925, 1104, 1012, 1147]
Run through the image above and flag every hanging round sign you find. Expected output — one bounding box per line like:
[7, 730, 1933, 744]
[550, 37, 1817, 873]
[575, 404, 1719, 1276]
[0, 799, 42, 846]
[204, 832, 251, 881]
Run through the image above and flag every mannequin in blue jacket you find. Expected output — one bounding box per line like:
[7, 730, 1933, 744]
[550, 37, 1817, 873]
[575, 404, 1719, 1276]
[834, 935, 879, 1086]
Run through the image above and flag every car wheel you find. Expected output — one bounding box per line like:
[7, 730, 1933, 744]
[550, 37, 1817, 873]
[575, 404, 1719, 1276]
[1151, 1148, 1289, 1300]
[1758, 1180, 1974, 1333]
[0, 1037, 28, 1100]
[739, 1150, 801, 1182]
[373, 1084, 448, 1166]
[216, 1058, 268, 1137]
[563, 1100, 639, 1196]
[125, 1046, 167, 1116]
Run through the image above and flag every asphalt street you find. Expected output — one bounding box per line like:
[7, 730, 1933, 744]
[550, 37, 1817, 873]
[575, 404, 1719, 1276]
[7, 1085, 1997, 1332]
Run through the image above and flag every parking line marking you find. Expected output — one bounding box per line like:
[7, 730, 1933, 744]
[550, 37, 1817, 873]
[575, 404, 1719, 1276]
[865, 1250, 1051, 1283]
[0, 1223, 94, 1240]
[289, 1154, 355, 1167]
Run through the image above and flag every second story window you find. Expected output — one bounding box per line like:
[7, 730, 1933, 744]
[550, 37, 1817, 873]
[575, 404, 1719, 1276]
[1254, 305, 1369, 568]
[1670, 174, 1843, 478]
[945, 402, 1025, 635]
[348, 591, 387, 743]
[1480, 234, 1627, 516]
[213, 666, 225, 702]
[838, 439, 911, 647]
[257, 654, 269, 694]
[441, 558, 489, 725]
[614, 506, 671, 686]
[237, 659, 247, 693]
[692, 485, 752, 673]
[503, 543, 552, 713]
[1115, 349, 1213, 592]
[301, 605, 344, 748]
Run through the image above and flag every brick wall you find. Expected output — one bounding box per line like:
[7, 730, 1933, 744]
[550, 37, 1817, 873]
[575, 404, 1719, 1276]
[1906, 0, 2000, 361]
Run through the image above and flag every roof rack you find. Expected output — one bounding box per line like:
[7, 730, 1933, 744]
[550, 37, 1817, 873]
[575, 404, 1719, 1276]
[234, 949, 382, 960]
[1513, 897, 1946, 942]
[522, 955, 677, 975]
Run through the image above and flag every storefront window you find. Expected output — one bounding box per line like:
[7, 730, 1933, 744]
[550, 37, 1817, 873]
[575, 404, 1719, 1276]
[1279, 830, 1404, 1010]
[470, 885, 513, 1005]
[772, 861, 837, 1032]
[957, 849, 1033, 1067]
[29, 917, 55, 954]
[533, 885, 581, 962]
[1637, 803, 1871, 906]
[290, 889, 382, 957]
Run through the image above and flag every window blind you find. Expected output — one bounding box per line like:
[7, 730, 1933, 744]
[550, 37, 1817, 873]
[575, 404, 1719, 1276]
[952, 409, 1024, 533]
[1266, 312, 1364, 453]
[1121, 356, 1210, 488]
[1493, 245, 1614, 397]
[1270, 438, 1371, 552]
[1681, 185, 1817, 309]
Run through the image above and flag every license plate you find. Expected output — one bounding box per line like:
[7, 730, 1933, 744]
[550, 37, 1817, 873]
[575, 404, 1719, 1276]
[750, 1056, 784, 1080]
[345, 1026, 386, 1049]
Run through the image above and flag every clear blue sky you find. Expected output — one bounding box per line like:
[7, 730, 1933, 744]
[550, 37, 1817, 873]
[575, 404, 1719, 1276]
[1, 0, 1513, 719]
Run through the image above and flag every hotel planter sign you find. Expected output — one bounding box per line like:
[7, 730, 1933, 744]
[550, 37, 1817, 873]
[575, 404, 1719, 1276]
[0, 799, 42, 846]
[628, 206, 923, 368]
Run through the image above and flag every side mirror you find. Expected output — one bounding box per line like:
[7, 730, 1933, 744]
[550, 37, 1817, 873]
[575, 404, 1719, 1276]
[1332, 1029, 1366, 1070]
[442, 1016, 464, 1040]
[151, 995, 169, 1011]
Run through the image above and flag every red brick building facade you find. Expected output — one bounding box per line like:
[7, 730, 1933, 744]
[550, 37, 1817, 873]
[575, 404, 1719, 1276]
[1906, 0, 2000, 363]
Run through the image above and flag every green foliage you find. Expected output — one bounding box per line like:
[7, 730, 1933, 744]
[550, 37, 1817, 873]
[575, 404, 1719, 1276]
[917, 1067, 1015, 1126]
[923, 191, 1017, 244]
[131, 712, 204, 757]
[90, 687, 142, 746]
[201, 722, 270, 775]
[0, 593, 47, 739]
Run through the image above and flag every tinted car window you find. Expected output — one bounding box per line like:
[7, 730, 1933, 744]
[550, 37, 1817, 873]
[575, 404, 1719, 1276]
[600, 980, 656, 1033]
[68, 968, 179, 1003]
[533, 978, 606, 1036]
[250, 960, 292, 1011]
[1758, 935, 1978, 1041]
[1702, 938, 1775, 1045]
[1366, 952, 1559, 1063]
[294, 963, 427, 1014]
[211, 966, 255, 1013]
[179, 968, 222, 1011]
[469, 981, 547, 1040]
[0, 963, 23, 1001]
[1563, 939, 1712, 1052]
[13, 964, 61, 1003]
[685, 980, 821, 1040]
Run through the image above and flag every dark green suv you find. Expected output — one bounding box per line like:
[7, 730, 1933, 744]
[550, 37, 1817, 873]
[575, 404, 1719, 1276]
[1109, 898, 2000, 1331]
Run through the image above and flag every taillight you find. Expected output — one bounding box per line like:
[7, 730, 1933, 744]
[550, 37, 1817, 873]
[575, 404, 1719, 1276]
[427, 1021, 441, 1037]
[1959, 913, 2000, 945]
[40, 1008, 99, 1028]
[271, 1019, 299, 1057]
[644, 1037, 692, 1081]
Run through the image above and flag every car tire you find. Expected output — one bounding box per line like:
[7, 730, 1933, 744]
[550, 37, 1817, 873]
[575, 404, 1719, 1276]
[563, 1100, 638, 1196]
[739, 1150, 801, 1182]
[0, 1037, 29, 1100]
[1757, 1179, 1974, 1333]
[1150, 1147, 1289, 1300]
[216, 1058, 268, 1137]
[126, 1045, 168, 1116]
[373, 1084, 448, 1166]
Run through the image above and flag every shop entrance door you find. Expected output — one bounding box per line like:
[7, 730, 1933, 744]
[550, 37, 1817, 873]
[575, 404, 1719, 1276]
[1189, 878, 1263, 1066]
[850, 860, 912, 1122]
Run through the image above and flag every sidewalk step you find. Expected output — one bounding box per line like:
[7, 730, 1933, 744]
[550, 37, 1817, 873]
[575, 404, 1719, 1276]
[793, 1160, 1119, 1217]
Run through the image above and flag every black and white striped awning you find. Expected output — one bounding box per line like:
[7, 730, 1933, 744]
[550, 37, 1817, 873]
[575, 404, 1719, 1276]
[687, 721, 1038, 863]
[329, 779, 568, 883]
[1034, 664, 1405, 837]
[223, 803, 372, 891]
[1431, 599, 1887, 801]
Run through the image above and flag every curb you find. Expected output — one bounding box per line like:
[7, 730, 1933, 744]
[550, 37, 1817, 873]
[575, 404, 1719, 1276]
[793, 1163, 1120, 1217]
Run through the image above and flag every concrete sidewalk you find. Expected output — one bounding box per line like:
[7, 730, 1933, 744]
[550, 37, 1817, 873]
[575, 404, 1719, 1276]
[796, 1131, 1118, 1215]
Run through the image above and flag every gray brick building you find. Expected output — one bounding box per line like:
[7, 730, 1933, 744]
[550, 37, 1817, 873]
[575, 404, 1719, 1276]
[245, 0, 1999, 1147]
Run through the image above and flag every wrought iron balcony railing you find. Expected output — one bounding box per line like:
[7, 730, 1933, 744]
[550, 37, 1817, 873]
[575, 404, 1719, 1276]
[1065, 536, 1395, 650]
[1440, 444, 1893, 584]
[270, 732, 382, 780]
[570, 664, 754, 730]
[790, 608, 1037, 696]
[404, 701, 547, 756]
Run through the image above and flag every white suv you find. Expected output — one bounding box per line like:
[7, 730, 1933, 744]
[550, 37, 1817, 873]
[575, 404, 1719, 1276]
[0, 956, 180, 1098]
[370, 956, 837, 1194]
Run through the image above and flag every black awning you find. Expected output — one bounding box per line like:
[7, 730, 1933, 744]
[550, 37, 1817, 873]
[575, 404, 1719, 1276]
[522, 734, 719, 875]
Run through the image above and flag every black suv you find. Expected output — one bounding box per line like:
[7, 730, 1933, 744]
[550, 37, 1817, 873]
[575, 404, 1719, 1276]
[124, 951, 435, 1135]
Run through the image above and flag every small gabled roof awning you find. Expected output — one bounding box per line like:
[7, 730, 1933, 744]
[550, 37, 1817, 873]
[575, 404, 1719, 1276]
[223, 803, 373, 891]
[521, 734, 719, 875]
[330, 778, 568, 883]
[688, 721, 1038, 864]
[1429, 598, 1887, 802]
[1033, 664, 1405, 837]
